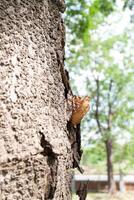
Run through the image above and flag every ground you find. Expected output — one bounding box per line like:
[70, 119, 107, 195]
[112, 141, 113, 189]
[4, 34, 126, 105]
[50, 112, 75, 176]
[73, 192, 134, 200]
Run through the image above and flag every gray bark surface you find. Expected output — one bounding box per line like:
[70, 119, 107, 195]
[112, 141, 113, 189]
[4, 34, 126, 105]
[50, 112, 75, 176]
[0, 0, 73, 199]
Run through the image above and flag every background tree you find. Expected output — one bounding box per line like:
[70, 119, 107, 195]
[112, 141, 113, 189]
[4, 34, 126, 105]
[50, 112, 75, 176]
[65, 0, 134, 194]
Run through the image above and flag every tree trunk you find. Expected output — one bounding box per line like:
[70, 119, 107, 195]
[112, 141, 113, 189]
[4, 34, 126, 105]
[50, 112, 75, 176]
[105, 139, 116, 194]
[119, 168, 126, 192]
[0, 0, 75, 199]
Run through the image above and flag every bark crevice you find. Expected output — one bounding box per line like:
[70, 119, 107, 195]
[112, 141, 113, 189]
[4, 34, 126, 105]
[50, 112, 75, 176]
[39, 131, 58, 199]
[67, 122, 83, 174]
[39, 131, 58, 158]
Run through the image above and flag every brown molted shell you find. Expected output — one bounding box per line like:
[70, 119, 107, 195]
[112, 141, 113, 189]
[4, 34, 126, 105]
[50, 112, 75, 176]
[70, 96, 90, 126]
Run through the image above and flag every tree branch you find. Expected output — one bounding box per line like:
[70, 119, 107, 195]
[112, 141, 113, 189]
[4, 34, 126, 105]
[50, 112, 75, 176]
[107, 79, 113, 130]
[95, 79, 103, 134]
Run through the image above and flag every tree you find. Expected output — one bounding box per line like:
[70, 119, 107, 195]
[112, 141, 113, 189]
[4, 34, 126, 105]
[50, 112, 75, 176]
[65, 0, 134, 194]
[0, 0, 77, 199]
[65, 0, 115, 44]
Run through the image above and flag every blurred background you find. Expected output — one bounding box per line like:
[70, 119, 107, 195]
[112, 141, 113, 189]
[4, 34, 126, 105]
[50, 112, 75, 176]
[64, 0, 134, 199]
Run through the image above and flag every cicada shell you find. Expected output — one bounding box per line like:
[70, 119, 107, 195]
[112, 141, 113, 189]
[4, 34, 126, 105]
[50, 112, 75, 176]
[70, 96, 90, 126]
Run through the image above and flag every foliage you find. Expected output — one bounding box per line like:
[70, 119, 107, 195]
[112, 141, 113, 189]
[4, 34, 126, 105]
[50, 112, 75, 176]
[65, 0, 134, 172]
[81, 141, 106, 165]
[114, 135, 134, 172]
[124, 0, 134, 9]
[65, 0, 115, 44]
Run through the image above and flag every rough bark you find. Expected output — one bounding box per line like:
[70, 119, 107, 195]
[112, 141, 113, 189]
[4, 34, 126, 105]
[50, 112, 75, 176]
[0, 0, 75, 199]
